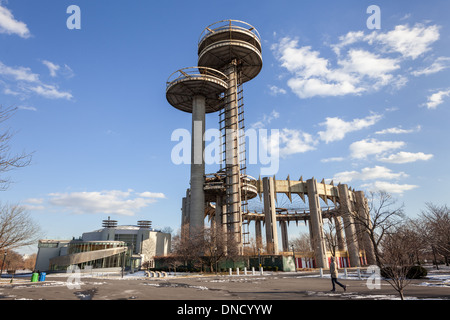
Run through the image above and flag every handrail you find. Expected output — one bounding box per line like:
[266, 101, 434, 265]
[198, 19, 261, 45]
[166, 66, 228, 89]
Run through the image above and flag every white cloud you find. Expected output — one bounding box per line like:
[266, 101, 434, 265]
[321, 157, 344, 163]
[423, 89, 450, 109]
[333, 166, 408, 183]
[0, 61, 39, 82]
[361, 181, 418, 194]
[272, 23, 441, 99]
[277, 128, 317, 158]
[375, 125, 421, 135]
[0, 5, 30, 38]
[42, 60, 60, 77]
[338, 49, 400, 87]
[412, 57, 450, 76]
[29, 84, 73, 100]
[0, 60, 74, 100]
[378, 151, 433, 164]
[138, 192, 166, 199]
[268, 85, 287, 96]
[48, 189, 165, 216]
[364, 23, 440, 60]
[318, 113, 382, 143]
[349, 138, 405, 159]
[18, 105, 37, 112]
[251, 110, 280, 129]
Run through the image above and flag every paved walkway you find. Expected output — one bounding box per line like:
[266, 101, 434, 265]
[0, 271, 448, 301]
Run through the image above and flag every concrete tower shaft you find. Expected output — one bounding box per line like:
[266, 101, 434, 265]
[166, 67, 228, 237]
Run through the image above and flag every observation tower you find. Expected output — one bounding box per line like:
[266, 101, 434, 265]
[166, 20, 262, 252]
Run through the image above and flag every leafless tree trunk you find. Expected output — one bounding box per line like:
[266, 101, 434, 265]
[0, 106, 33, 190]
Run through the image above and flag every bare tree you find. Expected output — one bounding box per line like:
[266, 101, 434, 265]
[323, 218, 339, 258]
[0, 204, 42, 252]
[379, 225, 420, 300]
[0, 106, 33, 190]
[290, 233, 311, 252]
[420, 203, 450, 267]
[352, 190, 405, 267]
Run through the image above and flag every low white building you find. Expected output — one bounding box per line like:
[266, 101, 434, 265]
[35, 219, 171, 272]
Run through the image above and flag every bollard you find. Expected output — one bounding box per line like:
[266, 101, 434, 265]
[244, 267, 247, 276]
[252, 267, 255, 275]
[229, 268, 232, 276]
[260, 267, 264, 275]
[236, 267, 239, 276]
[344, 268, 348, 279]
[357, 267, 361, 280]
[320, 268, 323, 278]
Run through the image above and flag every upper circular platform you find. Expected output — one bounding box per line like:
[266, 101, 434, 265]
[166, 67, 228, 113]
[198, 20, 263, 83]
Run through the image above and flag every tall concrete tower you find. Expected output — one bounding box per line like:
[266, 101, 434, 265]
[166, 20, 262, 252]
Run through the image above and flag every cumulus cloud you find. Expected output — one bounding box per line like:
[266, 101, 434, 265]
[272, 23, 441, 99]
[318, 113, 382, 143]
[333, 166, 408, 183]
[42, 60, 60, 77]
[0, 5, 30, 38]
[277, 128, 317, 158]
[48, 189, 166, 216]
[361, 181, 418, 194]
[423, 89, 450, 109]
[349, 138, 405, 159]
[378, 151, 433, 164]
[412, 57, 450, 76]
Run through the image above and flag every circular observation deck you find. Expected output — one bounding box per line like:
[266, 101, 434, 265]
[166, 67, 228, 113]
[204, 171, 258, 202]
[198, 20, 263, 83]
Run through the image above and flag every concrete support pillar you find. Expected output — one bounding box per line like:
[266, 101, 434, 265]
[280, 220, 289, 252]
[338, 184, 361, 267]
[255, 219, 263, 251]
[355, 191, 376, 265]
[334, 216, 346, 252]
[189, 95, 206, 238]
[306, 178, 328, 268]
[263, 177, 278, 254]
[224, 60, 242, 252]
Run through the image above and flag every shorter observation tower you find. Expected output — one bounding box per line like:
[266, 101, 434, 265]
[166, 20, 262, 253]
[166, 67, 228, 237]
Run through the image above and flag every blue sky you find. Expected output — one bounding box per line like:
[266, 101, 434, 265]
[1, 1, 449, 254]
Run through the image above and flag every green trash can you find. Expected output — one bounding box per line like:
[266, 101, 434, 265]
[31, 273, 39, 282]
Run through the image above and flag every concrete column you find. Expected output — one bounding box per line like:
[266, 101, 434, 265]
[338, 184, 361, 267]
[333, 216, 346, 252]
[224, 60, 242, 252]
[263, 177, 278, 254]
[355, 191, 376, 265]
[255, 219, 263, 250]
[280, 220, 289, 252]
[189, 95, 206, 238]
[181, 197, 187, 239]
[306, 179, 328, 268]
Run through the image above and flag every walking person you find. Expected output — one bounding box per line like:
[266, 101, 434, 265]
[330, 257, 347, 292]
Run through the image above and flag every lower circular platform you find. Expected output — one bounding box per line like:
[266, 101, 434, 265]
[204, 171, 258, 202]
